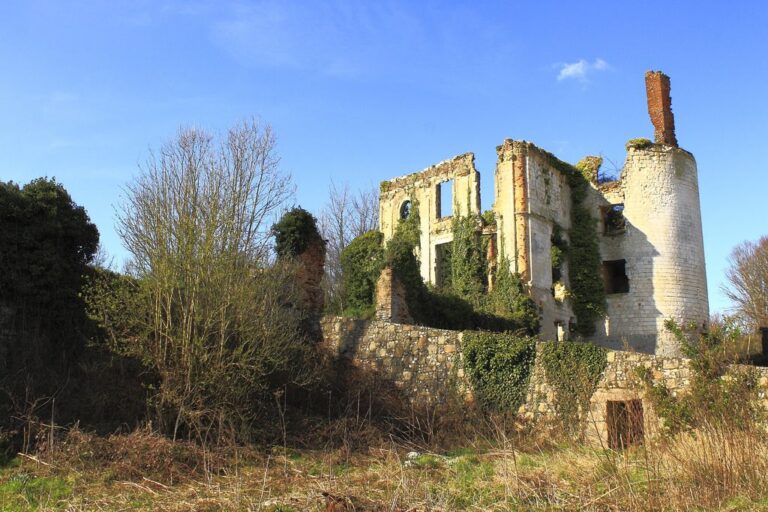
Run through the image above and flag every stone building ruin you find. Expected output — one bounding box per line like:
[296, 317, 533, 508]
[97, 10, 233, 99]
[378, 72, 708, 357]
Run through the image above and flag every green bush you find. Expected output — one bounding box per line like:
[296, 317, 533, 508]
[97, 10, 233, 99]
[637, 319, 762, 435]
[378, 204, 538, 333]
[539, 341, 607, 432]
[482, 257, 540, 336]
[463, 332, 537, 411]
[272, 207, 324, 259]
[340, 230, 384, 318]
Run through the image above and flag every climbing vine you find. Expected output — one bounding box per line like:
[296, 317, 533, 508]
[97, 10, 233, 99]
[550, 223, 567, 283]
[539, 341, 607, 433]
[450, 214, 486, 303]
[482, 255, 540, 335]
[463, 331, 537, 411]
[539, 153, 606, 335]
[339, 230, 385, 318]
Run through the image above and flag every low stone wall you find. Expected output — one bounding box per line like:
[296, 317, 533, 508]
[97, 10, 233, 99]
[320, 316, 768, 445]
[521, 349, 691, 443]
[320, 317, 469, 404]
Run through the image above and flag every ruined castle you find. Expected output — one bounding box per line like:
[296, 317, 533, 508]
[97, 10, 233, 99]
[377, 72, 708, 357]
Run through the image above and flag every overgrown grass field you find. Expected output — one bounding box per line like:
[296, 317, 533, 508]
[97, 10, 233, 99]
[3, 423, 768, 511]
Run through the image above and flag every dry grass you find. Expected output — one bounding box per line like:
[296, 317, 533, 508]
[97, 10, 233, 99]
[2, 422, 768, 511]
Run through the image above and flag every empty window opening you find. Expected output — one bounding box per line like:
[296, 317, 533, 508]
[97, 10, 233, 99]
[602, 259, 629, 294]
[435, 242, 453, 289]
[437, 180, 454, 218]
[603, 204, 626, 236]
[607, 399, 644, 449]
[400, 200, 412, 220]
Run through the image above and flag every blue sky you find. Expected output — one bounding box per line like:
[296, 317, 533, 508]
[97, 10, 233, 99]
[1, 0, 766, 314]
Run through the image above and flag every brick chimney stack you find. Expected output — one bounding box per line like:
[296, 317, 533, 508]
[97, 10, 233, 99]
[645, 71, 678, 147]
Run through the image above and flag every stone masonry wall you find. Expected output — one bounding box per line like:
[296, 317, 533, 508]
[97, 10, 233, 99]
[521, 348, 691, 443]
[320, 317, 469, 404]
[590, 144, 709, 356]
[379, 153, 481, 286]
[320, 317, 768, 446]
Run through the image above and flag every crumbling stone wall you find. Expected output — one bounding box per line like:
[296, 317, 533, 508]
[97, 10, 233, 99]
[520, 349, 690, 443]
[379, 153, 481, 285]
[376, 71, 707, 356]
[374, 265, 412, 323]
[297, 239, 326, 313]
[494, 140, 574, 341]
[321, 317, 768, 447]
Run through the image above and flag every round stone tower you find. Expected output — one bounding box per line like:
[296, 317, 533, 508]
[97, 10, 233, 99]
[618, 72, 708, 356]
[620, 143, 709, 356]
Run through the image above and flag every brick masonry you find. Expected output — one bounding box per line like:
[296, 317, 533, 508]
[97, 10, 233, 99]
[645, 70, 678, 146]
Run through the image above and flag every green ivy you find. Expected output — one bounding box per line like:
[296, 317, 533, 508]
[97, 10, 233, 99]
[539, 341, 607, 432]
[272, 207, 324, 259]
[550, 223, 567, 284]
[482, 256, 540, 335]
[463, 331, 536, 411]
[481, 210, 496, 226]
[450, 214, 485, 303]
[339, 230, 385, 318]
[538, 154, 605, 336]
[381, 206, 536, 333]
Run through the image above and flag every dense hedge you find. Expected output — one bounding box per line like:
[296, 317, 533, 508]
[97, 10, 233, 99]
[463, 332, 537, 411]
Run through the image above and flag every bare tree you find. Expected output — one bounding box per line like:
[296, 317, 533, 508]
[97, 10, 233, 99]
[92, 120, 314, 444]
[318, 181, 379, 312]
[723, 236, 768, 330]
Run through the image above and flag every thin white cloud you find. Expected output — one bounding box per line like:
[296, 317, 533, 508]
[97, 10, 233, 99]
[556, 58, 609, 82]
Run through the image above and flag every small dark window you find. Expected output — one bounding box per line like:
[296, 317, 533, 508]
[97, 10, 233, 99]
[603, 204, 626, 236]
[400, 200, 412, 220]
[602, 259, 629, 294]
[607, 400, 644, 449]
[437, 179, 453, 218]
